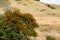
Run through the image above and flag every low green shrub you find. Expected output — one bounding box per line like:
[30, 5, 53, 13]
[46, 36, 56, 40]
[0, 9, 39, 40]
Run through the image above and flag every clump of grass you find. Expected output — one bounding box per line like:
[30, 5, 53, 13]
[0, 9, 39, 40]
[46, 4, 55, 9]
[35, 0, 40, 1]
[46, 36, 56, 40]
[47, 13, 56, 16]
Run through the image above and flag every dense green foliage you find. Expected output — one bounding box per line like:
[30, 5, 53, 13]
[0, 10, 39, 40]
[46, 36, 56, 40]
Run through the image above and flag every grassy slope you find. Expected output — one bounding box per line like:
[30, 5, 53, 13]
[48, 4, 60, 9]
[0, 0, 60, 40]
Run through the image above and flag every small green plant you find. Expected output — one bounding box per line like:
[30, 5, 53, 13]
[35, 0, 40, 1]
[0, 9, 39, 40]
[46, 36, 56, 40]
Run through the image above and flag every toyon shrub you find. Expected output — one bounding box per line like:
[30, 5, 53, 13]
[0, 9, 39, 40]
